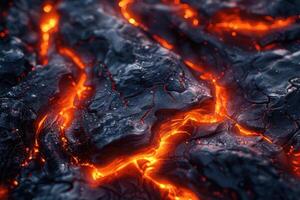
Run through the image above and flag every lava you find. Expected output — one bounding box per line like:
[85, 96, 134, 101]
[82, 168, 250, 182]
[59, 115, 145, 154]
[56, 72, 89, 131]
[163, 0, 199, 26]
[58, 47, 86, 70]
[25, 3, 91, 165]
[118, 0, 273, 142]
[45, 46, 90, 146]
[153, 35, 174, 50]
[84, 62, 272, 199]
[119, 0, 144, 28]
[84, 110, 200, 200]
[288, 146, 300, 176]
[184, 62, 272, 143]
[26, 49, 89, 162]
[209, 9, 297, 36]
[76, 1, 275, 199]
[39, 3, 59, 65]
[10, 1, 297, 199]
[28, 47, 90, 163]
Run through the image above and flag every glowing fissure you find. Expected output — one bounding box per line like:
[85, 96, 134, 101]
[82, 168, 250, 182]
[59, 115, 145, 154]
[209, 10, 297, 36]
[24, 3, 90, 166]
[68, 1, 282, 200]
[83, 63, 274, 200]
[153, 35, 174, 50]
[40, 3, 59, 65]
[18, 1, 299, 200]
[84, 111, 200, 200]
[288, 146, 300, 176]
[36, 47, 90, 152]
[162, 0, 199, 26]
[118, 0, 273, 142]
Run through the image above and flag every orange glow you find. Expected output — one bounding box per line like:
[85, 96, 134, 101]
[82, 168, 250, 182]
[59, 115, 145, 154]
[0, 29, 8, 38]
[0, 186, 7, 199]
[235, 124, 272, 143]
[81, 66, 242, 199]
[40, 3, 59, 65]
[57, 73, 88, 131]
[184, 61, 204, 73]
[163, 0, 200, 26]
[58, 47, 85, 70]
[153, 35, 173, 50]
[36, 115, 48, 135]
[21, 1, 282, 199]
[55, 47, 89, 132]
[43, 4, 52, 13]
[21, 114, 48, 167]
[103, 1, 275, 198]
[84, 110, 200, 200]
[288, 146, 300, 177]
[34, 115, 48, 154]
[28, 48, 90, 164]
[209, 9, 296, 36]
[183, 61, 272, 144]
[119, 0, 140, 27]
[12, 180, 18, 187]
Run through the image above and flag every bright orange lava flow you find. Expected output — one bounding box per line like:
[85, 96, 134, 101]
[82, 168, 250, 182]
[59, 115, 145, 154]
[209, 10, 297, 36]
[40, 3, 59, 65]
[153, 35, 174, 49]
[83, 60, 272, 200]
[25, 48, 90, 164]
[119, 0, 176, 50]
[185, 61, 272, 143]
[84, 110, 201, 200]
[119, 0, 144, 28]
[86, 2, 274, 200]
[118, 0, 273, 143]
[45, 47, 90, 137]
[162, 0, 199, 26]
[58, 47, 85, 70]
[57, 72, 89, 131]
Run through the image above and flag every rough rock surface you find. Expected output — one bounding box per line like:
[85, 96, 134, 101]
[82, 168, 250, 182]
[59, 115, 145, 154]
[0, 0, 299, 200]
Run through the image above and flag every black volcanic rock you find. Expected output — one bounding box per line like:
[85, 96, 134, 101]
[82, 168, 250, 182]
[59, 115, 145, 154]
[0, 98, 34, 182]
[227, 49, 300, 145]
[1, 0, 300, 199]
[0, 56, 71, 183]
[0, 38, 32, 94]
[58, 0, 210, 163]
[187, 145, 300, 200]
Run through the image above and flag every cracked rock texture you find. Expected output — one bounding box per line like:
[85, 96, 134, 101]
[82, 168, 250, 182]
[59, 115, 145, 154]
[0, 0, 300, 200]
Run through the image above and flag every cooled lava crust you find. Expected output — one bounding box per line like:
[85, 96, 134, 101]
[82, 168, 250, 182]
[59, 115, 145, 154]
[1, 0, 300, 200]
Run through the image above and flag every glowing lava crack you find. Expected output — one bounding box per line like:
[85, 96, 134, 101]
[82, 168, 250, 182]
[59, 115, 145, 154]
[40, 3, 59, 65]
[24, 3, 91, 166]
[15, 1, 300, 200]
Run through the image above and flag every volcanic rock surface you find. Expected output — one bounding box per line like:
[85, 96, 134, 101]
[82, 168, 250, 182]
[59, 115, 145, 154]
[0, 0, 300, 200]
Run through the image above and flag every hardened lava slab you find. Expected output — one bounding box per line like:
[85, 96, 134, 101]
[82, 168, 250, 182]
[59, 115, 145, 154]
[0, 0, 300, 200]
